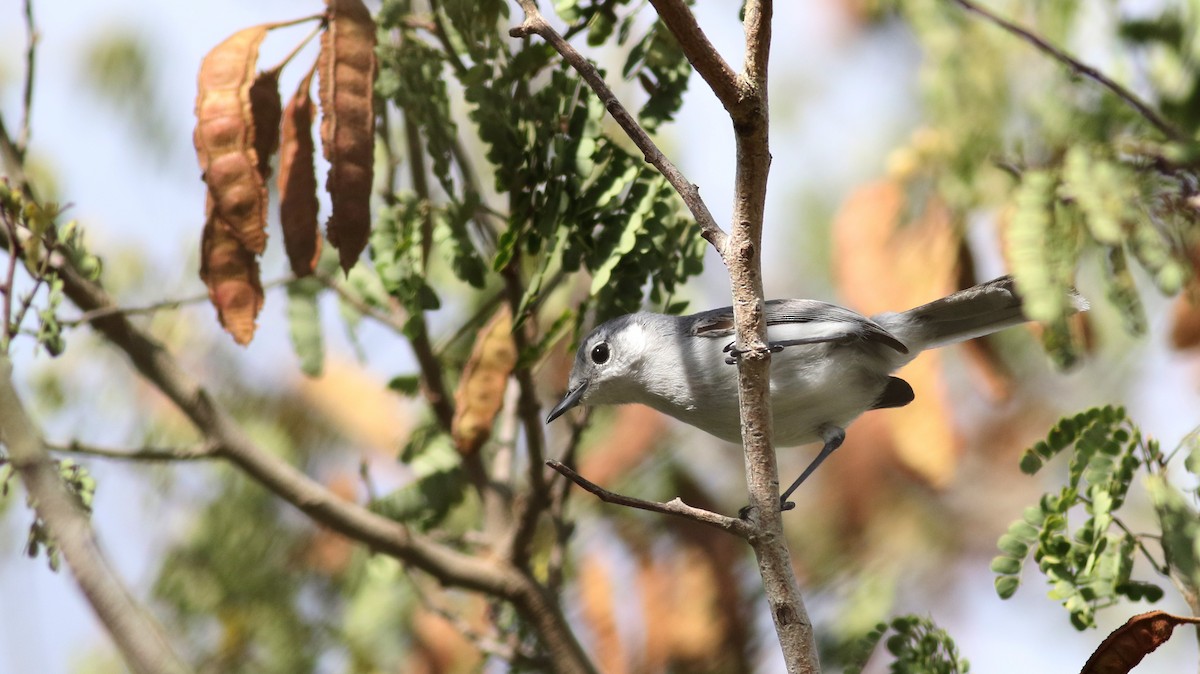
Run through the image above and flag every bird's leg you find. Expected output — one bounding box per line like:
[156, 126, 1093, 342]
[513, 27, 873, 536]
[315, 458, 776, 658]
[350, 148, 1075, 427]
[778, 424, 845, 511]
[723, 337, 835, 365]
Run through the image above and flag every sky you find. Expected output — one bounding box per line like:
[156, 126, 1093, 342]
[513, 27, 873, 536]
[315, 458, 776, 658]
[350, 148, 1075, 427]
[1, 0, 1199, 672]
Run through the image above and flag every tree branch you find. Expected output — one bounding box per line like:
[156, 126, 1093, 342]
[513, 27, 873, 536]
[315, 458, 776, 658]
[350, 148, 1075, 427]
[950, 0, 1184, 141]
[509, 1, 729, 254]
[645, 0, 741, 110]
[0, 357, 193, 674]
[61, 277, 292, 328]
[17, 0, 37, 155]
[726, 2, 819, 672]
[49, 440, 219, 462]
[0, 210, 597, 674]
[546, 460, 752, 538]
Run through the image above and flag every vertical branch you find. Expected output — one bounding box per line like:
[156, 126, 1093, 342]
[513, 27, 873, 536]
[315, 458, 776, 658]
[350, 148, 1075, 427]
[724, 2, 818, 672]
[18, 0, 38, 155]
[1, 208, 18, 351]
[509, 0, 818, 670]
[0, 358, 193, 674]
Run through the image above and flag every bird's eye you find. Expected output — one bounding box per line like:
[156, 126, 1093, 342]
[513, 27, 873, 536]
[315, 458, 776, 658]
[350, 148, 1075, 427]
[590, 342, 610, 365]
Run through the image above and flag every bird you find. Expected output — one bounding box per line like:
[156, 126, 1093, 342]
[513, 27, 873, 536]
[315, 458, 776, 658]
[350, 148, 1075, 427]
[545, 275, 1087, 510]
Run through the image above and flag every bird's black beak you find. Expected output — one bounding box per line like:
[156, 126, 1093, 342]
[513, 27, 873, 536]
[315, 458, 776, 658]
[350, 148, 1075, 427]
[546, 381, 588, 424]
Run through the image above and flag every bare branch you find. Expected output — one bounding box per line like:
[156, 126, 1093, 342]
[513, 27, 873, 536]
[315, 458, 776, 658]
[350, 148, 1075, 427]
[0, 222, 597, 674]
[1, 208, 18, 350]
[547, 460, 753, 538]
[950, 0, 1184, 141]
[725, 2, 820, 672]
[18, 0, 38, 155]
[646, 0, 741, 110]
[500, 262, 553, 564]
[509, 1, 729, 255]
[61, 277, 292, 328]
[49, 440, 219, 462]
[0, 358, 192, 674]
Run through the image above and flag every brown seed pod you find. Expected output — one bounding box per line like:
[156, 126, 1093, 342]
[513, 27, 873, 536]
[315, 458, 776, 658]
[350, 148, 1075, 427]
[1081, 610, 1200, 674]
[317, 0, 376, 272]
[279, 69, 322, 277]
[249, 67, 283, 181]
[452, 306, 517, 456]
[194, 25, 271, 254]
[200, 196, 264, 345]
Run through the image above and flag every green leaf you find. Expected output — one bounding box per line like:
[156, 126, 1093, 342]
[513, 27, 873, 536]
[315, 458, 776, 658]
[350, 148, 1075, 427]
[388, 374, 421, 397]
[991, 556, 1022, 575]
[1020, 451, 1044, 475]
[1147, 475, 1200, 601]
[1102, 246, 1147, 335]
[995, 574, 1020, 599]
[286, 278, 325, 377]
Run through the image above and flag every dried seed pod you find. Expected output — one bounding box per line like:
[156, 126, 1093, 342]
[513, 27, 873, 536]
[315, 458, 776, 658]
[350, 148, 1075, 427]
[249, 68, 283, 181]
[1081, 610, 1200, 674]
[317, 0, 376, 272]
[200, 197, 264, 345]
[452, 307, 517, 455]
[194, 25, 271, 254]
[279, 69, 322, 277]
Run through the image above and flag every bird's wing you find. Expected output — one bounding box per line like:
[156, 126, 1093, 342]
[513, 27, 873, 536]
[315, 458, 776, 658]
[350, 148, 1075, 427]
[689, 299, 909, 354]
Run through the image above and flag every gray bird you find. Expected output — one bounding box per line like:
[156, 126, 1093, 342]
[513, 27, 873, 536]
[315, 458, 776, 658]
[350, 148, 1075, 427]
[546, 275, 1086, 509]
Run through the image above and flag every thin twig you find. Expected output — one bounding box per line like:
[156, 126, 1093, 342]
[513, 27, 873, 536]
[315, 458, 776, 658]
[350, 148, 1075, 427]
[501, 260, 554, 565]
[264, 19, 324, 75]
[401, 565, 526, 664]
[17, 0, 38, 155]
[546, 460, 752, 538]
[429, 0, 471, 79]
[950, 0, 1184, 141]
[1111, 515, 1169, 576]
[509, 1, 729, 255]
[0, 358, 193, 674]
[1, 210, 19, 348]
[546, 409, 591, 593]
[317, 271, 406, 332]
[62, 277, 292, 327]
[49, 440, 219, 462]
[404, 113, 436, 273]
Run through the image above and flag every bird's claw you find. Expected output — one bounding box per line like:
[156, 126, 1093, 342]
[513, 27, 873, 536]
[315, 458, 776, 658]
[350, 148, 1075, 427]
[723, 341, 784, 365]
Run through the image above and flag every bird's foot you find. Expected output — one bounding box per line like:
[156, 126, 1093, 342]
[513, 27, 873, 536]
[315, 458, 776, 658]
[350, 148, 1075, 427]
[722, 341, 783, 365]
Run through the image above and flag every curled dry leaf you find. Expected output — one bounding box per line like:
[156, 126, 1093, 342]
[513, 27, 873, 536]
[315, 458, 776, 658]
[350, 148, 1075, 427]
[1169, 241, 1200, 349]
[1170, 293, 1200, 349]
[279, 69, 322, 277]
[200, 197, 264, 345]
[452, 306, 517, 456]
[1080, 610, 1200, 674]
[194, 25, 271, 254]
[318, 0, 377, 272]
[249, 68, 283, 181]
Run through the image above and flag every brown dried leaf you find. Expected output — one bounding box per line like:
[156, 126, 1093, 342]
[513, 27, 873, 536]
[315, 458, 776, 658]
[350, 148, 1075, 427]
[200, 197, 264, 345]
[1080, 610, 1200, 674]
[249, 68, 282, 181]
[832, 179, 963, 487]
[452, 307, 517, 455]
[1170, 288, 1200, 349]
[578, 557, 627, 674]
[279, 69, 322, 277]
[194, 25, 271, 254]
[318, 0, 377, 272]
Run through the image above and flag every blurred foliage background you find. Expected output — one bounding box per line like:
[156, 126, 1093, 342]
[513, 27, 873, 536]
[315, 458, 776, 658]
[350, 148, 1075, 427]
[3, 0, 1200, 672]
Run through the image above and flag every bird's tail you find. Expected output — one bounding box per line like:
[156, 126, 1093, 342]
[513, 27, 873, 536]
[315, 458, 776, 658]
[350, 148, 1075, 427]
[872, 275, 1088, 353]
